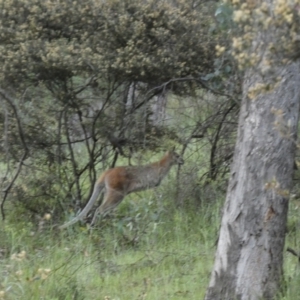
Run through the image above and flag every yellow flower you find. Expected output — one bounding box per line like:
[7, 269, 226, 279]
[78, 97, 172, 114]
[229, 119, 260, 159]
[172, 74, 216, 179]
[18, 251, 26, 259]
[43, 213, 51, 220]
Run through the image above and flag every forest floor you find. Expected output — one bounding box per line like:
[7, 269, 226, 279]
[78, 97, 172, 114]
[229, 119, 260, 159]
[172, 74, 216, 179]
[0, 190, 300, 299]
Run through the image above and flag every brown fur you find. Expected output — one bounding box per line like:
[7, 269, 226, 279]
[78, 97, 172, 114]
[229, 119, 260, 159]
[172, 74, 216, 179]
[59, 150, 183, 229]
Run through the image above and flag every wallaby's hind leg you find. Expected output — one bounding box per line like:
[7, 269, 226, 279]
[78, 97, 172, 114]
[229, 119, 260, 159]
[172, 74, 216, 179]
[90, 189, 125, 226]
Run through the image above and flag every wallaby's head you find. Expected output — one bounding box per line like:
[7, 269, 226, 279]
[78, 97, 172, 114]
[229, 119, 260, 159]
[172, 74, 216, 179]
[168, 148, 184, 165]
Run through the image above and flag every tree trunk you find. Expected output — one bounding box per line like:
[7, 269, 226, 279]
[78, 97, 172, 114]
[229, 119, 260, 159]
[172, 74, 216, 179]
[205, 59, 300, 300]
[151, 92, 168, 126]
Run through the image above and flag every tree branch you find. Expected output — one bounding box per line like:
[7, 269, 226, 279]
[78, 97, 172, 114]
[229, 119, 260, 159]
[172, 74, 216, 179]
[287, 247, 300, 262]
[0, 88, 29, 220]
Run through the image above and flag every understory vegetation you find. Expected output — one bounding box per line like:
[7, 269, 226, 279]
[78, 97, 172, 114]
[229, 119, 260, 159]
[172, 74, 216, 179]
[0, 163, 222, 300]
[0, 157, 300, 299]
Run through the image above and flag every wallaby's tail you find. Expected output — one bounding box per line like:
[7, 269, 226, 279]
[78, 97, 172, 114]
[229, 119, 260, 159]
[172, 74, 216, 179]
[59, 182, 105, 230]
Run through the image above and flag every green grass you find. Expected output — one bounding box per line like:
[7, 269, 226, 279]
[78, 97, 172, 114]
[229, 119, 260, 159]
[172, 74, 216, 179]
[280, 198, 300, 300]
[0, 190, 221, 300]
[1, 191, 300, 300]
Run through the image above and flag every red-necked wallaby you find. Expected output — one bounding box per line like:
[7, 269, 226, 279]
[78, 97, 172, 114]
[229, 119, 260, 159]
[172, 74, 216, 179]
[59, 149, 184, 229]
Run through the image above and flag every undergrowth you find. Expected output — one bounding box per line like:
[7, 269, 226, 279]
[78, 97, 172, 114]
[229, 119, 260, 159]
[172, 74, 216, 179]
[0, 188, 300, 299]
[0, 186, 222, 300]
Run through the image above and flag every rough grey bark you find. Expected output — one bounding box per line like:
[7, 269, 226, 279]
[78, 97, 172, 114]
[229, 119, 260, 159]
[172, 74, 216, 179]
[205, 60, 300, 300]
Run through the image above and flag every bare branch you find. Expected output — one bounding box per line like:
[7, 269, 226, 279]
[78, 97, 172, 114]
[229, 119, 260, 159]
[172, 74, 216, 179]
[287, 247, 300, 262]
[0, 88, 29, 220]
